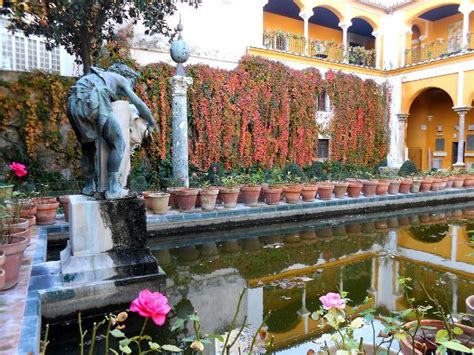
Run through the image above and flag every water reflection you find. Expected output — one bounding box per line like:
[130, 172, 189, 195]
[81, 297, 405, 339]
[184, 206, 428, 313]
[150, 205, 474, 354]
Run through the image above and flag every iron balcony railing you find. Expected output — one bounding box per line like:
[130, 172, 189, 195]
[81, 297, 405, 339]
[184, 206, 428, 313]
[262, 31, 377, 68]
[403, 33, 472, 66]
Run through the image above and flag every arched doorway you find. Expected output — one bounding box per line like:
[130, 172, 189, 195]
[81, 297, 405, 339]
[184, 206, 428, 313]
[308, 6, 342, 60]
[348, 18, 375, 67]
[406, 88, 456, 170]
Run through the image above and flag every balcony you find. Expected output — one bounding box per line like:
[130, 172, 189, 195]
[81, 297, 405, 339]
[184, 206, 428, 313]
[403, 33, 474, 66]
[262, 31, 377, 69]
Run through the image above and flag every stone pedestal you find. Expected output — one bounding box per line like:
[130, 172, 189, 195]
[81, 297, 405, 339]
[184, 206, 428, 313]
[60, 195, 159, 284]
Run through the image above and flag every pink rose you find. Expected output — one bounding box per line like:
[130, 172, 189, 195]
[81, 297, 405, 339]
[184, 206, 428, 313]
[319, 292, 346, 310]
[9, 162, 27, 177]
[213, 166, 217, 172]
[130, 289, 171, 326]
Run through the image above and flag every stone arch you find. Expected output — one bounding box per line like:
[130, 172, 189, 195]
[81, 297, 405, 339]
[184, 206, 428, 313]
[350, 14, 379, 32]
[402, 77, 457, 114]
[404, 0, 462, 25]
[305, 0, 346, 22]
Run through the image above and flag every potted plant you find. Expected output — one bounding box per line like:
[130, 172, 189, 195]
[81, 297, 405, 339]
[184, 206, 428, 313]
[376, 179, 390, 195]
[199, 182, 219, 211]
[218, 176, 241, 209]
[361, 179, 378, 197]
[397, 277, 474, 354]
[239, 173, 262, 207]
[174, 187, 199, 212]
[411, 177, 423, 193]
[58, 195, 70, 222]
[399, 178, 412, 194]
[33, 197, 60, 225]
[452, 173, 465, 188]
[282, 174, 303, 204]
[317, 181, 334, 200]
[148, 192, 170, 215]
[332, 180, 348, 199]
[420, 176, 433, 192]
[346, 179, 363, 198]
[431, 176, 443, 191]
[388, 179, 401, 194]
[0, 162, 28, 200]
[301, 177, 318, 202]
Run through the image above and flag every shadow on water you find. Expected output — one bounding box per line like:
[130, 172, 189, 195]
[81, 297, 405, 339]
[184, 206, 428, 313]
[45, 202, 474, 354]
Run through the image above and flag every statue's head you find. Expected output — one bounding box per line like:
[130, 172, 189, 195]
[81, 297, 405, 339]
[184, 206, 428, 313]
[108, 62, 140, 87]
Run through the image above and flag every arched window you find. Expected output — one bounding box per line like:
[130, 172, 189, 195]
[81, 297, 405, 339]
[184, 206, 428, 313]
[317, 90, 330, 112]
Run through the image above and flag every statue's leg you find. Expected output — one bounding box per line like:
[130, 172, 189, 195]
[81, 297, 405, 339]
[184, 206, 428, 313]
[81, 142, 97, 196]
[102, 113, 127, 199]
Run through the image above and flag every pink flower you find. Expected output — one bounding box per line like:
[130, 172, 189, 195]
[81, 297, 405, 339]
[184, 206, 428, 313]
[213, 166, 217, 172]
[9, 162, 27, 177]
[319, 292, 346, 310]
[130, 289, 171, 326]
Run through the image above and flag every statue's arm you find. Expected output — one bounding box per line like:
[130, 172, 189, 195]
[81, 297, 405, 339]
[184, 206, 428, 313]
[120, 84, 155, 132]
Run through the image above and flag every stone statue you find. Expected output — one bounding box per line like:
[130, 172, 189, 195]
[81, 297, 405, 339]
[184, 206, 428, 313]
[67, 63, 155, 199]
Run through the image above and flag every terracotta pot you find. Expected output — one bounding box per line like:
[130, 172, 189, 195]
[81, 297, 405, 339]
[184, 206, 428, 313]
[167, 187, 185, 209]
[431, 178, 443, 191]
[0, 250, 4, 266]
[453, 176, 465, 188]
[466, 295, 474, 325]
[398, 179, 412, 194]
[20, 203, 36, 218]
[387, 180, 401, 194]
[199, 188, 219, 211]
[361, 180, 377, 197]
[327, 343, 397, 355]
[27, 215, 36, 227]
[439, 178, 448, 190]
[218, 187, 240, 208]
[419, 213, 431, 224]
[32, 197, 57, 204]
[410, 179, 422, 193]
[300, 230, 317, 240]
[0, 236, 28, 290]
[148, 193, 170, 214]
[347, 181, 363, 198]
[241, 185, 262, 207]
[142, 191, 154, 210]
[263, 187, 283, 205]
[283, 185, 303, 204]
[376, 180, 390, 196]
[2, 227, 30, 245]
[258, 184, 267, 203]
[375, 220, 388, 231]
[399, 320, 473, 355]
[446, 177, 454, 189]
[346, 223, 362, 235]
[58, 195, 70, 222]
[174, 188, 199, 212]
[2, 219, 31, 244]
[332, 182, 348, 199]
[35, 200, 60, 225]
[317, 183, 334, 200]
[301, 184, 318, 202]
[464, 175, 474, 187]
[420, 179, 433, 192]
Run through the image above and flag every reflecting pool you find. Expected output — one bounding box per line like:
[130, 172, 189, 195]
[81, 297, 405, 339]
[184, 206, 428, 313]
[46, 203, 474, 354]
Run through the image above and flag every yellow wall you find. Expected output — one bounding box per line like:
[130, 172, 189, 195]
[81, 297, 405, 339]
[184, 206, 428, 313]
[263, 12, 343, 42]
[398, 227, 452, 259]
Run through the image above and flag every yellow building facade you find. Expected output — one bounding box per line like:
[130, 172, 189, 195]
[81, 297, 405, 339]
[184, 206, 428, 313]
[254, 0, 474, 170]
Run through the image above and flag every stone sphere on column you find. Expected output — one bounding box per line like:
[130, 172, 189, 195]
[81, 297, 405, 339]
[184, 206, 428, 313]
[170, 21, 190, 64]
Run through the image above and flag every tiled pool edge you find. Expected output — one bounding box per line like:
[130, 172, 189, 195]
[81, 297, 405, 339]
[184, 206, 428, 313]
[147, 188, 474, 235]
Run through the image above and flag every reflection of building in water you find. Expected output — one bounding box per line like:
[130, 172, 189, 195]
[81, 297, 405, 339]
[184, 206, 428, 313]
[155, 216, 473, 353]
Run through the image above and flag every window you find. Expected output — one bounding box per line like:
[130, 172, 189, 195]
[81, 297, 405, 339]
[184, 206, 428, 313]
[1, 33, 12, 70]
[28, 38, 38, 69]
[318, 139, 329, 159]
[467, 135, 474, 150]
[14, 36, 25, 71]
[275, 34, 287, 51]
[317, 90, 329, 112]
[435, 138, 445, 151]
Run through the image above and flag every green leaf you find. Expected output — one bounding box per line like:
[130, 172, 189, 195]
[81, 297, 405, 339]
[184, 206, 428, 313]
[439, 340, 472, 352]
[435, 329, 449, 342]
[119, 344, 132, 354]
[188, 314, 200, 322]
[148, 341, 161, 351]
[207, 334, 224, 342]
[401, 309, 415, 318]
[119, 339, 131, 347]
[110, 329, 126, 338]
[364, 313, 375, 322]
[161, 344, 182, 352]
[172, 318, 185, 331]
[109, 349, 119, 355]
[452, 327, 464, 335]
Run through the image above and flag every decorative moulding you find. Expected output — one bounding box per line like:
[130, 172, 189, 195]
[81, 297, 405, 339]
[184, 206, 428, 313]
[468, 124, 474, 131]
[433, 151, 448, 157]
[464, 152, 474, 157]
[420, 124, 427, 131]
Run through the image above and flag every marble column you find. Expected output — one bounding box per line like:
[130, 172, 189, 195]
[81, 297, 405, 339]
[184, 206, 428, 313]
[459, 4, 473, 49]
[453, 106, 470, 168]
[372, 30, 381, 69]
[339, 21, 352, 63]
[397, 113, 409, 165]
[400, 27, 411, 67]
[170, 75, 193, 187]
[299, 10, 313, 55]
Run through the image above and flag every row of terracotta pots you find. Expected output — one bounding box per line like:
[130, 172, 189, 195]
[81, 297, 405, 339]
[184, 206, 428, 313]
[17, 197, 63, 226]
[0, 213, 36, 290]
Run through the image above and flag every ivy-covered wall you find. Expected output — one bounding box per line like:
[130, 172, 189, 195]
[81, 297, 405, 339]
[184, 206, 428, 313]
[0, 56, 390, 180]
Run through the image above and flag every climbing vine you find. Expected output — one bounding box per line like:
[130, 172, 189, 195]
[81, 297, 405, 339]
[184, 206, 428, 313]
[0, 56, 390, 180]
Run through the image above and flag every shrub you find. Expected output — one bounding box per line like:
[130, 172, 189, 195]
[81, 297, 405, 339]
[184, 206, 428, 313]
[282, 162, 306, 182]
[398, 160, 418, 177]
[207, 162, 225, 185]
[304, 161, 325, 180]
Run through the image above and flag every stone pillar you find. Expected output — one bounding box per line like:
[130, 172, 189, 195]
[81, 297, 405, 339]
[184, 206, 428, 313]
[170, 76, 193, 187]
[299, 10, 313, 55]
[372, 30, 381, 69]
[400, 27, 411, 67]
[459, 4, 473, 49]
[397, 113, 409, 165]
[339, 21, 352, 63]
[453, 106, 470, 168]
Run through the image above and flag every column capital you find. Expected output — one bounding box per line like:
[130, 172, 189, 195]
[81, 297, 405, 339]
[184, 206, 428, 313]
[299, 10, 313, 21]
[459, 3, 474, 15]
[169, 76, 193, 96]
[401, 26, 412, 35]
[372, 31, 381, 38]
[453, 106, 471, 114]
[338, 21, 352, 31]
[397, 113, 409, 122]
